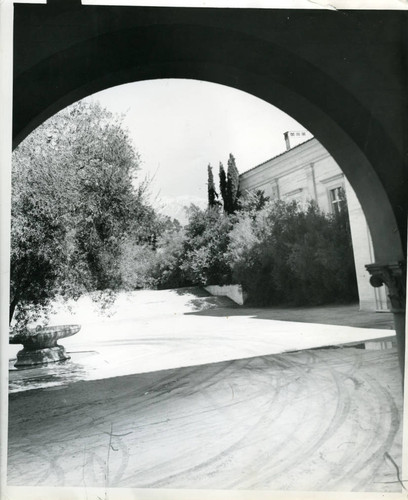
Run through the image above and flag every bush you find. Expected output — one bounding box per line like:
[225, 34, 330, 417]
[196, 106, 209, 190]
[144, 197, 357, 307]
[118, 239, 158, 290]
[180, 205, 234, 286]
[229, 200, 358, 306]
[152, 228, 190, 289]
[150, 205, 234, 289]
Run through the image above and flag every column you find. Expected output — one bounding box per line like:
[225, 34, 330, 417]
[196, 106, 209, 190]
[304, 163, 317, 202]
[366, 261, 406, 379]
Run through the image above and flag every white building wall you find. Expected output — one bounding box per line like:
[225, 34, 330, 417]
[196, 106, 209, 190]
[240, 138, 388, 312]
[344, 179, 389, 311]
[314, 156, 345, 212]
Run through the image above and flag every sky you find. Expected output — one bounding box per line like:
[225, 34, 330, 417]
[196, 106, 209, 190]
[84, 79, 310, 218]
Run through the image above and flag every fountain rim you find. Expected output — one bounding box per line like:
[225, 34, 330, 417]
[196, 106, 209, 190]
[9, 324, 81, 344]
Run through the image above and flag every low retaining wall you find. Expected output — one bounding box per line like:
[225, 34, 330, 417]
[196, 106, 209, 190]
[204, 284, 246, 306]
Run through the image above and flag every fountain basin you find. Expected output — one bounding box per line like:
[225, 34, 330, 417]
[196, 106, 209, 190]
[10, 324, 81, 367]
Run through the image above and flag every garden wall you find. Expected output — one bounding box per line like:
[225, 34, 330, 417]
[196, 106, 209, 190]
[204, 284, 246, 306]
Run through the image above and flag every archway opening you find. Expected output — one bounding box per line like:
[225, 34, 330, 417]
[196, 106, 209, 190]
[12, 76, 398, 330]
[7, 82, 404, 492]
[8, 6, 406, 491]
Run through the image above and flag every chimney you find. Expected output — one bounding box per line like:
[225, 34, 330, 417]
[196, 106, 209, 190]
[284, 131, 291, 151]
[284, 130, 311, 151]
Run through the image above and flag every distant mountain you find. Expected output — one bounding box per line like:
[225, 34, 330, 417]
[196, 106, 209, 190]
[155, 195, 207, 225]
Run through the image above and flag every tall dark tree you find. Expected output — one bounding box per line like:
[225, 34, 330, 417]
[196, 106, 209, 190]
[207, 164, 219, 208]
[218, 154, 240, 214]
[227, 153, 240, 213]
[219, 162, 229, 212]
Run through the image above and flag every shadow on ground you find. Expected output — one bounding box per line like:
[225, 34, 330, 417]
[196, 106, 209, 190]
[185, 298, 394, 330]
[8, 347, 403, 491]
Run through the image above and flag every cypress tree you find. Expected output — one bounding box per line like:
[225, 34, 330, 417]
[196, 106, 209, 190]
[227, 153, 240, 213]
[219, 162, 229, 213]
[207, 164, 218, 207]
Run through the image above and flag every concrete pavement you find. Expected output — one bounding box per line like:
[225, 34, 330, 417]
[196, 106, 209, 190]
[9, 289, 396, 392]
[7, 289, 403, 492]
[8, 348, 403, 491]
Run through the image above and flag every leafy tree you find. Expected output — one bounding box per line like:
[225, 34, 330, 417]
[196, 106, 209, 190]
[150, 205, 234, 288]
[180, 206, 234, 285]
[238, 189, 270, 215]
[70, 105, 142, 291]
[10, 100, 150, 326]
[10, 159, 78, 324]
[118, 213, 183, 290]
[118, 241, 158, 290]
[152, 227, 189, 289]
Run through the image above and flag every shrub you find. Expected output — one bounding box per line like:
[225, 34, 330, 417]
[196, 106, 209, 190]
[153, 228, 190, 289]
[118, 239, 158, 290]
[180, 205, 234, 286]
[229, 200, 358, 306]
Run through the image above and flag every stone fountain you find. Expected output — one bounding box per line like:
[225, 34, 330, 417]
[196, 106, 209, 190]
[9, 324, 81, 367]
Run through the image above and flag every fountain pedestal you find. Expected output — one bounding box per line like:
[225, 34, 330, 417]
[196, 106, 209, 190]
[10, 324, 81, 367]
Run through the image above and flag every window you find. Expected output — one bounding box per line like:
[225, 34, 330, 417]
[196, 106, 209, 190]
[329, 186, 346, 214]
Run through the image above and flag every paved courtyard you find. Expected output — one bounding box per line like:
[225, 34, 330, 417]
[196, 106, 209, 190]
[9, 288, 397, 392]
[7, 288, 403, 493]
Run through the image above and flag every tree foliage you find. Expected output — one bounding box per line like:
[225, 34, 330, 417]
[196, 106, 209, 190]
[11, 100, 153, 325]
[153, 227, 190, 289]
[150, 193, 357, 307]
[119, 214, 182, 290]
[238, 189, 270, 216]
[151, 205, 233, 289]
[180, 206, 233, 285]
[163, 188, 356, 303]
[12, 101, 359, 323]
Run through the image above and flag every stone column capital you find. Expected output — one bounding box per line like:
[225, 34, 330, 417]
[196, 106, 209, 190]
[365, 261, 406, 312]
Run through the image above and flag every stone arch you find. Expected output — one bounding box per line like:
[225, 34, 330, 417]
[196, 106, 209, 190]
[13, 22, 405, 262]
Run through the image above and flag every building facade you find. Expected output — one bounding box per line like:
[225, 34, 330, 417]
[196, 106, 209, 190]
[239, 136, 389, 312]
